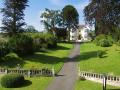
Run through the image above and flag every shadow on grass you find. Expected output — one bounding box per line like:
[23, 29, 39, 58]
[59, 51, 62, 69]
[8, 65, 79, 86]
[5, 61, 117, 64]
[77, 50, 107, 62]
[0, 44, 71, 68]
[24, 53, 67, 64]
[0, 59, 25, 68]
[20, 80, 32, 88]
[50, 45, 71, 51]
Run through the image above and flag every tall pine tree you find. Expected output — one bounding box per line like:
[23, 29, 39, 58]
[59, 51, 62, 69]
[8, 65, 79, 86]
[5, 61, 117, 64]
[1, 0, 28, 36]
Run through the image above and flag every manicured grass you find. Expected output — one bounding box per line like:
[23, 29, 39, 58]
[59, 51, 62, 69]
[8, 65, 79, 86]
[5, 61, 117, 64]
[78, 43, 120, 75]
[75, 80, 120, 90]
[0, 43, 73, 90]
[0, 43, 73, 73]
[0, 76, 52, 90]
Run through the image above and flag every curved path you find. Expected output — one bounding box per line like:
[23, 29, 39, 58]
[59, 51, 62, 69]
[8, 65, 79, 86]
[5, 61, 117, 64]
[46, 43, 80, 90]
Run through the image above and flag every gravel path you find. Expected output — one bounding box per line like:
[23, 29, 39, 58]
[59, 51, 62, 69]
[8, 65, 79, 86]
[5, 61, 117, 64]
[46, 43, 80, 90]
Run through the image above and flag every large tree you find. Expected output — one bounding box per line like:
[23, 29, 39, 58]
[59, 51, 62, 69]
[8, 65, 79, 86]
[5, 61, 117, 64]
[1, 0, 28, 36]
[41, 8, 63, 37]
[25, 25, 38, 33]
[84, 0, 120, 35]
[62, 5, 79, 40]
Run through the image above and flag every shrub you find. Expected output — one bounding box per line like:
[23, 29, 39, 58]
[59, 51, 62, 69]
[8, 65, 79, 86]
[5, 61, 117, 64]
[94, 34, 113, 47]
[79, 76, 86, 81]
[116, 40, 120, 46]
[9, 34, 34, 55]
[31, 33, 57, 51]
[99, 39, 112, 47]
[93, 34, 106, 45]
[3, 52, 21, 61]
[1, 74, 25, 88]
[97, 50, 104, 58]
[0, 38, 10, 57]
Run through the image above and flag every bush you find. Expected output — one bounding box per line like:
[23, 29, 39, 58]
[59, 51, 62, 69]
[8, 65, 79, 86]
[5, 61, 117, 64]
[99, 39, 112, 47]
[31, 33, 57, 51]
[0, 38, 10, 57]
[3, 52, 21, 61]
[1, 74, 25, 88]
[94, 34, 113, 47]
[79, 76, 86, 81]
[97, 50, 104, 58]
[9, 34, 34, 55]
[93, 34, 106, 45]
[116, 40, 120, 46]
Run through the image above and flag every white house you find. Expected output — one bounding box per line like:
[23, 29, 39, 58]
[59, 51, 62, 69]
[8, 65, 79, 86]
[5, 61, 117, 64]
[70, 25, 91, 42]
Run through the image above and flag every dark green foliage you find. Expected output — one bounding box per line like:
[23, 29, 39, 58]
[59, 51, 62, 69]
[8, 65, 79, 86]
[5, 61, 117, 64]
[94, 34, 113, 47]
[1, 0, 28, 36]
[99, 39, 112, 47]
[55, 28, 67, 41]
[62, 5, 79, 40]
[62, 5, 79, 25]
[31, 33, 57, 51]
[79, 76, 86, 81]
[0, 38, 10, 57]
[3, 52, 21, 61]
[1, 74, 25, 88]
[9, 34, 34, 55]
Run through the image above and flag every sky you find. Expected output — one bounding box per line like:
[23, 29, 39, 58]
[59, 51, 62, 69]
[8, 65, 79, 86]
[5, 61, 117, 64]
[0, 0, 89, 31]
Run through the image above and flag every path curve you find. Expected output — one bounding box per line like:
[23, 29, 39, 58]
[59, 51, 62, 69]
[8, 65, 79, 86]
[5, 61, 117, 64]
[46, 43, 80, 90]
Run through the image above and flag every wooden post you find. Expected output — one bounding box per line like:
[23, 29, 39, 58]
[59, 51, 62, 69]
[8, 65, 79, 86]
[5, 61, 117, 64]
[52, 66, 55, 77]
[28, 70, 31, 77]
[5, 69, 8, 74]
[103, 74, 107, 90]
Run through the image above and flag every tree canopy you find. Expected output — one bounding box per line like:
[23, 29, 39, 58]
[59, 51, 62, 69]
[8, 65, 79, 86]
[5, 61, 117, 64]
[84, 0, 120, 35]
[62, 5, 79, 40]
[1, 0, 28, 36]
[41, 8, 63, 37]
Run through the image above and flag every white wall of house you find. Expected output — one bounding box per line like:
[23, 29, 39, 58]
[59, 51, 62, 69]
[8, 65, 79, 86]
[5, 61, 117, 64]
[80, 26, 90, 41]
[70, 25, 91, 42]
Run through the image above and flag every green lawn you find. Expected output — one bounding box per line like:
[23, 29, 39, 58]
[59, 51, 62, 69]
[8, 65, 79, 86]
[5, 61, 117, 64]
[78, 42, 120, 75]
[0, 43, 73, 90]
[75, 80, 120, 90]
[0, 43, 73, 73]
[0, 75, 52, 90]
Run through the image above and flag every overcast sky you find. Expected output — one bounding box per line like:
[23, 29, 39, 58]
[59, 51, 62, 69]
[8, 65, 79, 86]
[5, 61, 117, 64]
[0, 0, 89, 31]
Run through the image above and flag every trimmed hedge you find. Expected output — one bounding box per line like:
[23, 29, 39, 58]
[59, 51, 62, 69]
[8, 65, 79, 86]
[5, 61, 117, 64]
[1, 74, 25, 88]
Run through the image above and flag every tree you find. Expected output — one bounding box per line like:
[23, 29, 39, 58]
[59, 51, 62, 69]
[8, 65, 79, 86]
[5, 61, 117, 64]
[1, 0, 28, 36]
[84, 0, 120, 35]
[25, 25, 38, 33]
[55, 28, 67, 40]
[41, 8, 63, 37]
[62, 5, 79, 40]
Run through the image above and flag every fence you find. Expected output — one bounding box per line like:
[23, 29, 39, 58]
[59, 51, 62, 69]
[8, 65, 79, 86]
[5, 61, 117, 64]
[79, 71, 120, 82]
[0, 68, 55, 77]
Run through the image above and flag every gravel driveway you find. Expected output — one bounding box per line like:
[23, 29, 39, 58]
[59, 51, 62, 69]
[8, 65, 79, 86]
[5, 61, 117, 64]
[46, 43, 80, 90]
